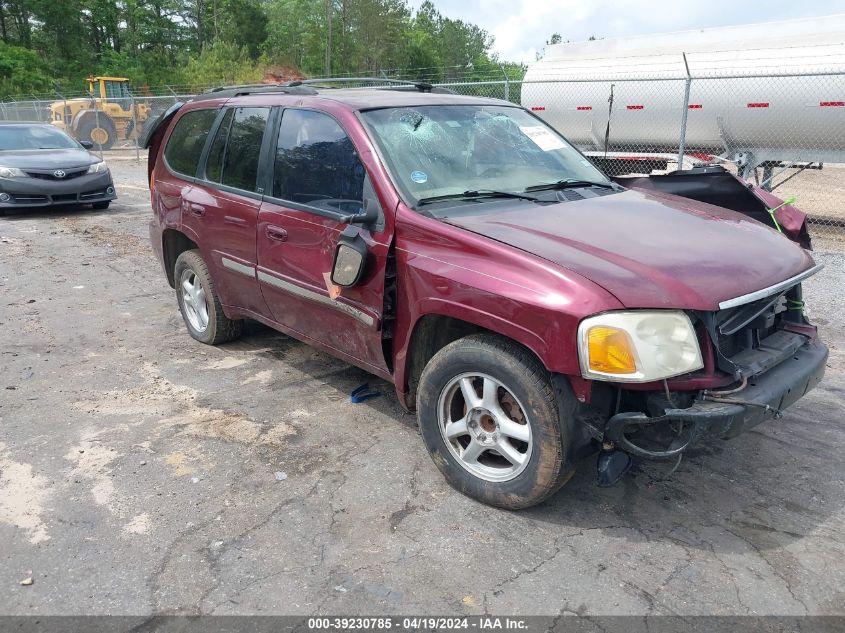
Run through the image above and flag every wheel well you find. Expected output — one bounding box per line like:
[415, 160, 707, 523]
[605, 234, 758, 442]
[404, 315, 489, 410]
[162, 229, 197, 288]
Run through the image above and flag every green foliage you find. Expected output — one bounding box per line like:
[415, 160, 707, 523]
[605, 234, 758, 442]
[214, 0, 268, 59]
[0, 41, 53, 95]
[0, 0, 521, 97]
[179, 41, 264, 91]
[264, 0, 327, 73]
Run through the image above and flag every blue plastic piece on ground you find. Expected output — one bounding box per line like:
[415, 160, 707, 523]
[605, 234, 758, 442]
[351, 383, 382, 403]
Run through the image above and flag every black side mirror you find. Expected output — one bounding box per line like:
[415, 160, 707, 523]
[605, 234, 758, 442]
[331, 227, 369, 287]
[339, 197, 379, 227]
[80, 141, 94, 150]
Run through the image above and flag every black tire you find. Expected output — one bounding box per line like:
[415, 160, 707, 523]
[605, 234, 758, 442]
[174, 249, 243, 345]
[92, 201, 110, 210]
[77, 116, 117, 150]
[416, 333, 575, 510]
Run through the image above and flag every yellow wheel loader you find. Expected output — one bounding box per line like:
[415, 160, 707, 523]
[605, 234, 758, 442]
[50, 77, 150, 150]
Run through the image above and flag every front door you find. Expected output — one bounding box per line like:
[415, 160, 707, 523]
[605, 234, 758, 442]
[257, 107, 391, 374]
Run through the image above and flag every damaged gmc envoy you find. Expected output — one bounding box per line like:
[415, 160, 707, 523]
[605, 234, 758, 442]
[144, 84, 827, 509]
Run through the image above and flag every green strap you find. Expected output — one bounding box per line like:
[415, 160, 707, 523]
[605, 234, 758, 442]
[766, 195, 796, 233]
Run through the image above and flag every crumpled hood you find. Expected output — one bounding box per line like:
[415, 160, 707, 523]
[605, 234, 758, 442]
[0, 148, 98, 170]
[443, 188, 816, 311]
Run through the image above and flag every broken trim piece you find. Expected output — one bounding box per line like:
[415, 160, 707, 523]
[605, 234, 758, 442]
[718, 264, 824, 310]
[257, 269, 376, 328]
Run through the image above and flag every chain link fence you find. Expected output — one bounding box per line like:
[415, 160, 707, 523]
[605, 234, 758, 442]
[2, 72, 843, 247]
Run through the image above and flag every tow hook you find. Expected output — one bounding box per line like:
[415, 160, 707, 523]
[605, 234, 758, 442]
[596, 441, 633, 487]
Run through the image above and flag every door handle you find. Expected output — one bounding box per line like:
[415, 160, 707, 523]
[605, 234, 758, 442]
[189, 203, 206, 217]
[266, 225, 288, 242]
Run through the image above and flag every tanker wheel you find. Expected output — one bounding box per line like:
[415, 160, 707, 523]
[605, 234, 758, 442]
[78, 117, 117, 151]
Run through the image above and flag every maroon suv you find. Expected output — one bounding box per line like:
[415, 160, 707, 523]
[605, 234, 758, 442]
[145, 83, 827, 509]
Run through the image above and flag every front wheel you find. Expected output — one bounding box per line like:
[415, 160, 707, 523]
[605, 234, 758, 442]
[416, 334, 574, 509]
[174, 250, 243, 345]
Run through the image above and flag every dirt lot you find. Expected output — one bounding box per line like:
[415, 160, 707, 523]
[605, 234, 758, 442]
[1, 158, 844, 617]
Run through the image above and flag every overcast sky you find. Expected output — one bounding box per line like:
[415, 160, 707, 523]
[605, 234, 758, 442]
[409, 0, 845, 63]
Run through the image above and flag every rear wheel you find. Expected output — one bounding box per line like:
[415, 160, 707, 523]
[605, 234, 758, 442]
[174, 250, 243, 345]
[416, 334, 574, 509]
[78, 116, 117, 150]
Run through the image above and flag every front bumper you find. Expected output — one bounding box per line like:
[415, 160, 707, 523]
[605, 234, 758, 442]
[604, 338, 828, 459]
[0, 172, 116, 208]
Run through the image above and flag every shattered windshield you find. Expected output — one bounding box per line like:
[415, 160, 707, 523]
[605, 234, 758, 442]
[360, 104, 611, 209]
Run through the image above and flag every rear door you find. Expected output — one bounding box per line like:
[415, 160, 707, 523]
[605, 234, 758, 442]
[257, 107, 392, 373]
[154, 107, 218, 254]
[182, 106, 272, 316]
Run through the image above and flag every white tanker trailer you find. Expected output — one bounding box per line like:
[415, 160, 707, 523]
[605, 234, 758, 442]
[521, 15, 845, 184]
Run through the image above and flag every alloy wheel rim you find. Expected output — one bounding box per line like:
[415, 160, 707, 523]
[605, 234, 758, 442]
[437, 372, 533, 483]
[180, 270, 209, 333]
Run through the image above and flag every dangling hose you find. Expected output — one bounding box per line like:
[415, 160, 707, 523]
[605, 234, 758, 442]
[703, 375, 748, 397]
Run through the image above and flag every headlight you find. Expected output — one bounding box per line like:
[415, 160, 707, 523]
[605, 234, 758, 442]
[578, 310, 703, 382]
[0, 166, 27, 178]
[87, 161, 109, 174]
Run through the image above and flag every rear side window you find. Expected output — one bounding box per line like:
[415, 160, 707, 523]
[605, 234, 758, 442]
[163, 109, 218, 177]
[205, 109, 234, 183]
[203, 107, 269, 193]
[221, 108, 270, 192]
[273, 109, 365, 209]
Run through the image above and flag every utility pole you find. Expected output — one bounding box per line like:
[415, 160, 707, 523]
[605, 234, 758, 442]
[325, 0, 332, 76]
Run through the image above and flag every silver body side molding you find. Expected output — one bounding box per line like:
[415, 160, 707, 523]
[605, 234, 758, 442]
[718, 264, 824, 310]
[221, 256, 256, 278]
[257, 270, 375, 327]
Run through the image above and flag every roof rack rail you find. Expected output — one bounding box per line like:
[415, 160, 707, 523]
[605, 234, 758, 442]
[192, 83, 319, 101]
[283, 78, 455, 94]
[285, 77, 416, 87]
[206, 83, 269, 93]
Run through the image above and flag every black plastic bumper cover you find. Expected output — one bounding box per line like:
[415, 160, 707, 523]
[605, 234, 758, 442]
[0, 172, 116, 207]
[604, 339, 828, 459]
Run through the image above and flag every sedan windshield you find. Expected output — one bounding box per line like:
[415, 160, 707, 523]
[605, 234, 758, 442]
[360, 104, 611, 209]
[0, 125, 80, 151]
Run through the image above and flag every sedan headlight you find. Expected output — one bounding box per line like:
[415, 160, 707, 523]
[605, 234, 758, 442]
[87, 161, 109, 174]
[578, 310, 703, 382]
[0, 166, 27, 178]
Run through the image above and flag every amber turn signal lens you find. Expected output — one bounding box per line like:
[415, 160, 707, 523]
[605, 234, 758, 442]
[587, 326, 637, 374]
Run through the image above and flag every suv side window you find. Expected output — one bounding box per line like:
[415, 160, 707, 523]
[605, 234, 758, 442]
[273, 109, 365, 213]
[203, 107, 269, 193]
[204, 108, 234, 183]
[164, 108, 218, 177]
[221, 107, 270, 193]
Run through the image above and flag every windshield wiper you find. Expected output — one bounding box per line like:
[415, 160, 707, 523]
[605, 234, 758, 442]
[524, 179, 616, 193]
[416, 189, 538, 207]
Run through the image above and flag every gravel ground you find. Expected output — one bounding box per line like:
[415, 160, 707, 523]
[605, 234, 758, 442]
[1, 158, 843, 617]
